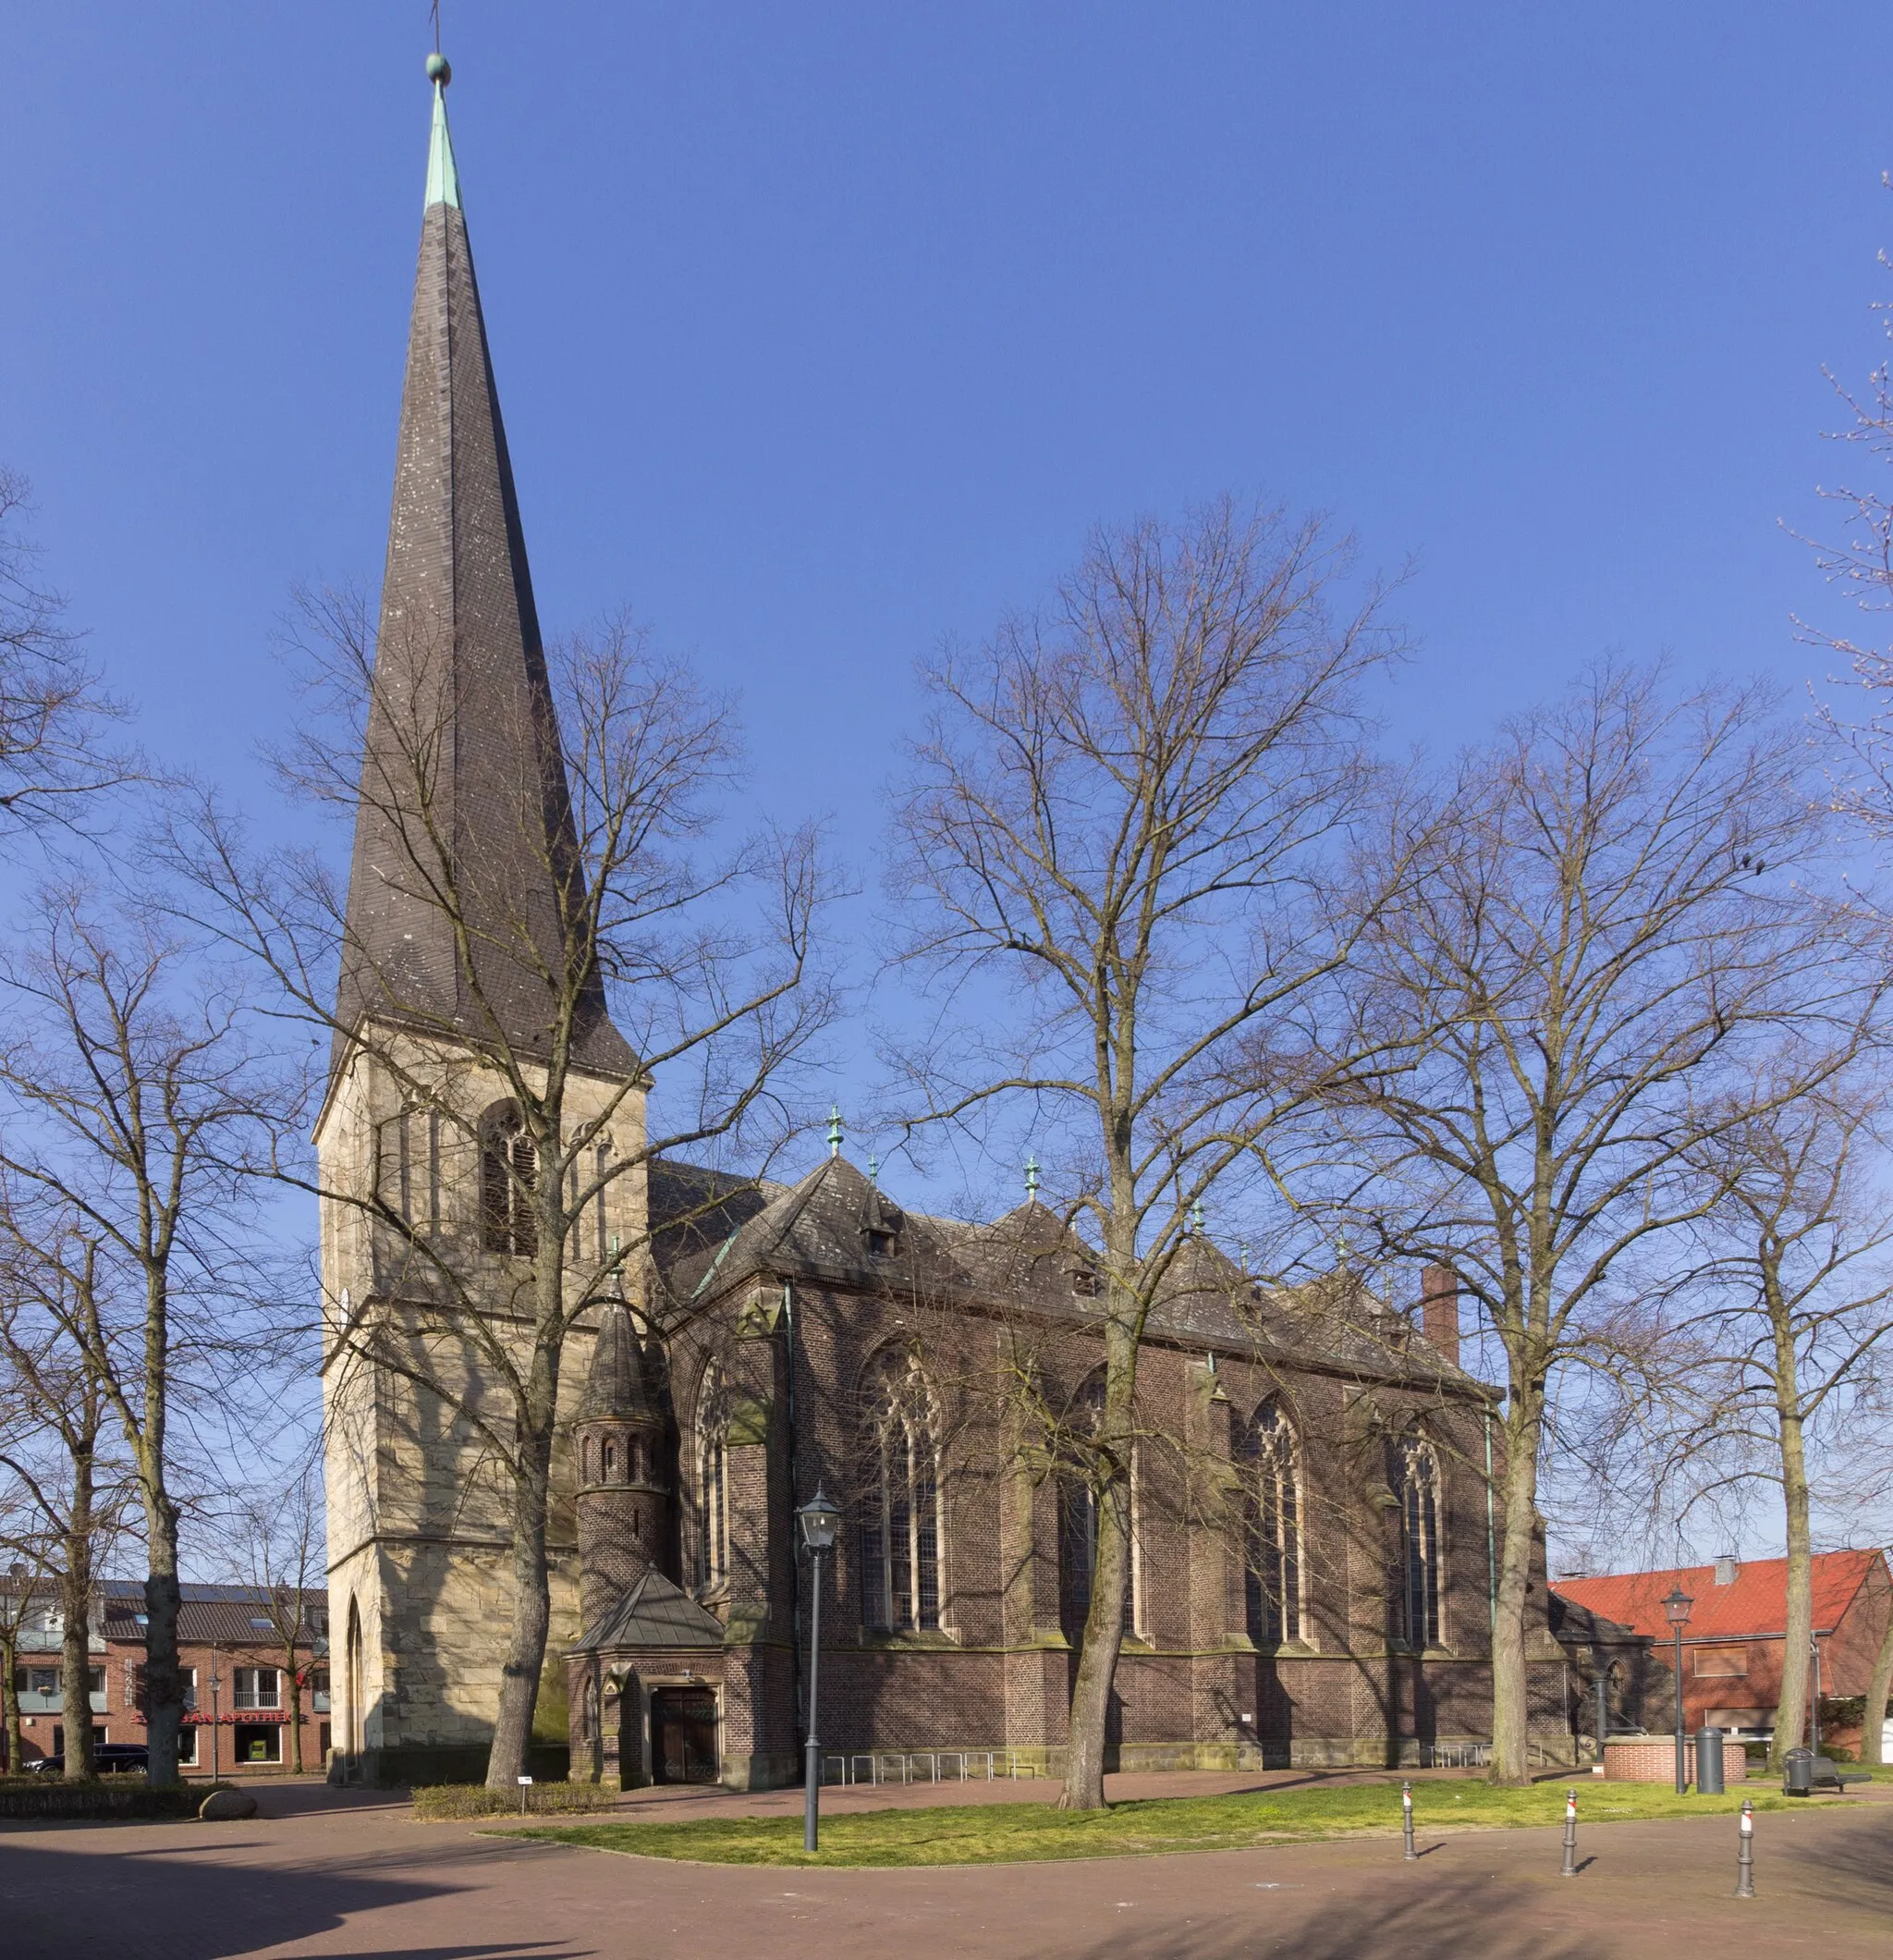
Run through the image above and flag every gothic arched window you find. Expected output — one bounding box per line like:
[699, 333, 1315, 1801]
[697, 1366, 729, 1590]
[1058, 1371, 1139, 1643]
[1240, 1403, 1302, 1645]
[858, 1353, 942, 1634]
[480, 1101, 537, 1256]
[1396, 1436, 1443, 1649]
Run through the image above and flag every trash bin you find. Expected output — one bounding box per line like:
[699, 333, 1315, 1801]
[1784, 1746, 1814, 1797]
[1695, 1726, 1725, 1795]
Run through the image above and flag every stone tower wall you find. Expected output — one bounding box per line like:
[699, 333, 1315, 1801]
[319, 1026, 647, 1782]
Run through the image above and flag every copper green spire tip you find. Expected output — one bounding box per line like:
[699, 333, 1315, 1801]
[424, 58, 461, 211]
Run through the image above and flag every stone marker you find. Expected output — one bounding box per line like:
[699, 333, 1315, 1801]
[199, 1788, 259, 1821]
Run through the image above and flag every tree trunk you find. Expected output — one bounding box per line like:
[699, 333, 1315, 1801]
[485, 1430, 554, 1787]
[1, 1628, 19, 1773]
[1764, 1275, 1812, 1773]
[59, 1444, 96, 1782]
[287, 1647, 304, 1774]
[1488, 1396, 1542, 1786]
[1858, 1564, 1893, 1768]
[1770, 1387, 1814, 1770]
[1060, 1453, 1132, 1811]
[140, 1478, 185, 1788]
[1060, 1307, 1138, 1812]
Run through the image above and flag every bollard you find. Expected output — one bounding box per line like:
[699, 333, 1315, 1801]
[1735, 1797, 1755, 1899]
[1560, 1788, 1579, 1878]
[1402, 1781, 1417, 1861]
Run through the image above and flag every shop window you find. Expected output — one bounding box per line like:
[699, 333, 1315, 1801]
[236, 1724, 283, 1764]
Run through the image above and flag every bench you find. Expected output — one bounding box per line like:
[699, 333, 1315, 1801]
[1792, 1757, 1874, 1795]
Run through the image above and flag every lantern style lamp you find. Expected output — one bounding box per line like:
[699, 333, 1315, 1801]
[1662, 1586, 1693, 1794]
[797, 1488, 842, 1850]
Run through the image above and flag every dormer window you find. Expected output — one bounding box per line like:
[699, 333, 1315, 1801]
[1070, 1268, 1100, 1298]
[865, 1229, 896, 1259]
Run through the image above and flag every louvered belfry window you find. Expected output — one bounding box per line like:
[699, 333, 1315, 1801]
[479, 1101, 537, 1256]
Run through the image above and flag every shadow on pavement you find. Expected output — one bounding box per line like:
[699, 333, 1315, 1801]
[1060, 1870, 1607, 1960]
[0, 1833, 580, 1960]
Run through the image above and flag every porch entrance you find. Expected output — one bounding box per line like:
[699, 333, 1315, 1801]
[651, 1689, 718, 1784]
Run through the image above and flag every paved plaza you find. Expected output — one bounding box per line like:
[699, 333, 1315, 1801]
[0, 1773, 1887, 1959]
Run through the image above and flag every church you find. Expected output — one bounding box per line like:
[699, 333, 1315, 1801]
[320, 59, 1572, 1790]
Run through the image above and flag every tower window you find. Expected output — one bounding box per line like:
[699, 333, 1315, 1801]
[480, 1102, 538, 1256]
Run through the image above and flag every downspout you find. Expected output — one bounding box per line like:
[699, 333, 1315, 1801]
[1484, 1407, 1497, 1637]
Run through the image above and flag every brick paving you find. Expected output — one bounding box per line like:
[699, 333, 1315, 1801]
[0, 1772, 1887, 1958]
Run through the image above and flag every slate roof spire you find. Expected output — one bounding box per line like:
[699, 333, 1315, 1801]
[335, 55, 633, 1078]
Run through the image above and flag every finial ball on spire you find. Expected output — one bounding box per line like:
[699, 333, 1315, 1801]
[426, 53, 452, 86]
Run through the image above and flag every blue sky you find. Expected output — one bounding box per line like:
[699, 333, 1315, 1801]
[6, 5, 1889, 835]
[6, 7, 1893, 1558]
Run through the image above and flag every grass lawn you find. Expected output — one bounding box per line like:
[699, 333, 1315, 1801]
[511, 1777, 1811, 1868]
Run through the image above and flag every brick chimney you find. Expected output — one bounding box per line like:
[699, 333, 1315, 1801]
[1421, 1264, 1460, 1366]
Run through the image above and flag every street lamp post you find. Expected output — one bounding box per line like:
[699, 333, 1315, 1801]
[797, 1488, 841, 1854]
[208, 1645, 224, 1784]
[1663, 1586, 1693, 1795]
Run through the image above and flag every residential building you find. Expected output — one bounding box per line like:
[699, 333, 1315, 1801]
[1551, 1550, 1893, 1739]
[4, 1582, 329, 1775]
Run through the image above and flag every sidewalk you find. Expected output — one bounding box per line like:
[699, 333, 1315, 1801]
[0, 1770, 1887, 1957]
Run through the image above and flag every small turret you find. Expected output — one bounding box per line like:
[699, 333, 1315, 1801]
[573, 1299, 667, 1631]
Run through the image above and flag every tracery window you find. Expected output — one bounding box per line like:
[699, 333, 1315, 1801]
[480, 1101, 537, 1256]
[1239, 1403, 1302, 1645]
[1058, 1372, 1139, 1642]
[858, 1353, 942, 1634]
[1396, 1436, 1443, 1649]
[697, 1366, 729, 1589]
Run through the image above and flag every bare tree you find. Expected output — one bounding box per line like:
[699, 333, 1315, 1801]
[0, 889, 283, 1788]
[0, 467, 133, 835]
[1677, 1064, 1893, 1769]
[171, 606, 834, 1786]
[885, 498, 1404, 1808]
[1320, 665, 1856, 1783]
[223, 1454, 325, 1775]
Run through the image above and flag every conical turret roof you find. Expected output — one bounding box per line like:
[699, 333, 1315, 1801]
[335, 60, 633, 1080]
[576, 1297, 651, 1422]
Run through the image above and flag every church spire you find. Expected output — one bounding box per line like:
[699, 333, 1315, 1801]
[336, 55, 631, 1078]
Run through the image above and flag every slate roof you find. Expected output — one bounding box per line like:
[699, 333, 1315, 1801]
[571, 1569, 726, 1654]
[652, 1151, 1488, 1398]
[1553, 1550, 1887, 1643]
[96, 1583, 329, 1647]
[575, 1297, 653, 1421]
[334, 71, 632, 1081]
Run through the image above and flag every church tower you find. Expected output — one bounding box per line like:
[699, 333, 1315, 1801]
[319, 53, 646, 1785]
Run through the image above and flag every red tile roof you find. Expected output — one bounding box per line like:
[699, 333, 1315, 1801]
[1553, 1550, 1885, 1641]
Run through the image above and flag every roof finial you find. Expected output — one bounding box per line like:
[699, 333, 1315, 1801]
[1239, 1238, 1251, 1274]
[867, 1152, 878, 1184]
[423, 51, 460, 211]
[827, 1104, 843, 1158]
[1189, 1195, 1206, 1237]
[1024, 1153, 1040, 1202]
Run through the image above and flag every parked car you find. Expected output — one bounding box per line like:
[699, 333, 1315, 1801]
[21, 1745, 149, 1777]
